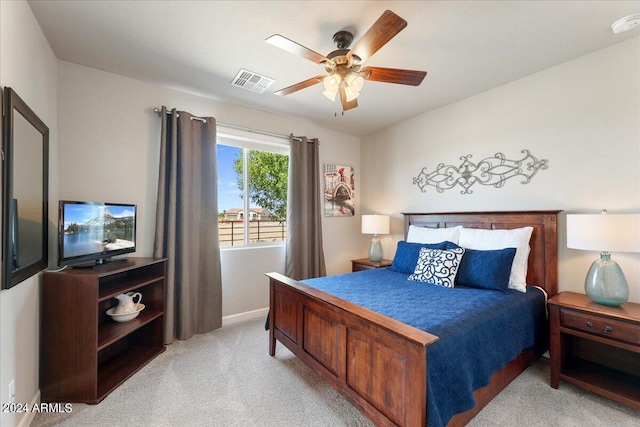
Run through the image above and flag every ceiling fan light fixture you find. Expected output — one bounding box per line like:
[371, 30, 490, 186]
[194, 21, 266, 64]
[322, 89, 338, 101]
[324, 74, 341, 91]
[344, 86, 360, 102]
[345, 73, 365, 93]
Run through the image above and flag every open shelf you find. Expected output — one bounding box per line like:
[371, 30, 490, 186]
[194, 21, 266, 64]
[562, 358, 640, 409]
[96, 346, 165, 403]
[98, 310, 164, 350]
[41, 258, 166, 403]
[98, 275, 164, 301]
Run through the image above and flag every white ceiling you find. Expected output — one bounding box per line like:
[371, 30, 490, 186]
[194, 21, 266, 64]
[28, 1, 640, 137]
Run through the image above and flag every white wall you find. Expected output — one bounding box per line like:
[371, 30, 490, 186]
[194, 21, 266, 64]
[361, 37, 640, 302]
[0, 1, 59, 426]
[0, 11, 360, 421]
[57, 61, 362, 321]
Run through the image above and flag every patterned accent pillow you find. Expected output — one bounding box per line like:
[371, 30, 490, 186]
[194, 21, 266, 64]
[408, 247, 465, 288]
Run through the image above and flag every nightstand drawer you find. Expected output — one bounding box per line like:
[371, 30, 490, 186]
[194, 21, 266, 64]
[561, 309, 640, 345]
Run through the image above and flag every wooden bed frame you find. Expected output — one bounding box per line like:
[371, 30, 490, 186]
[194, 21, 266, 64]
[266, 211, 559, 426]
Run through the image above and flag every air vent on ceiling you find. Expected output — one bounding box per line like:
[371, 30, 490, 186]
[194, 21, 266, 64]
[231, 69, 274, 93]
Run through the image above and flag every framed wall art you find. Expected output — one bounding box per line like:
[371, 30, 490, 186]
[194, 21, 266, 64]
[324, 164, 355, 217]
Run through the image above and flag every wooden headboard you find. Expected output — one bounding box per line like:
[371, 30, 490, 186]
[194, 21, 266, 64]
[403, 211, 560, 297]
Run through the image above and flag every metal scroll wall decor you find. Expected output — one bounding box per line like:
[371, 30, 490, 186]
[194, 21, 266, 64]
[413, 149, 548, 195]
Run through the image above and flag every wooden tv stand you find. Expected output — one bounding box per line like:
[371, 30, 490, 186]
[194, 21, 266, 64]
[40, 258, 166, 403]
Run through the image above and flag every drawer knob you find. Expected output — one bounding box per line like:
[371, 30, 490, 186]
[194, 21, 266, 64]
[586, 321, 613, 333]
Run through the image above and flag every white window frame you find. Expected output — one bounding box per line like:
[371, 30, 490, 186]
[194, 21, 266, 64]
[217, 127, 289, 249]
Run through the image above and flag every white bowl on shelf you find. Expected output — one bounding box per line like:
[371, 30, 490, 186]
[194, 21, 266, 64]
[106, 303, 145, 322]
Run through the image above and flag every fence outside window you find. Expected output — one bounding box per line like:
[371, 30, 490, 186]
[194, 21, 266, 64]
[218, 220, 286, 247]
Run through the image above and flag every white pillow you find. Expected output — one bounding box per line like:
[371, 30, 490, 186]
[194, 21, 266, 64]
[407, 225, 462, 244]
[458, 226, 534, 293]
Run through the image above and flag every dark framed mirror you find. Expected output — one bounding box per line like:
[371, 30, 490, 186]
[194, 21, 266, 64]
[2, 87, 49, 289]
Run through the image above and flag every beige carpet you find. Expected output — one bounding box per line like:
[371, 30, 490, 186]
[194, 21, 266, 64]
[32, 318, 640, 427]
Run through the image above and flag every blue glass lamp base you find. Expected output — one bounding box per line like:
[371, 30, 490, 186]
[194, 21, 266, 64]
[584, 253, 629, 307]
[368, 235, 383, 262]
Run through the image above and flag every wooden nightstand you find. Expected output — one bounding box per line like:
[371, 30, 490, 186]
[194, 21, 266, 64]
[548, 292, 640, 409]
[351, 258, 392, 272]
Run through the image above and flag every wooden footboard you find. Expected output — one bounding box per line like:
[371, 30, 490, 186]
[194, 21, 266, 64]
[267, 272, 439, 427]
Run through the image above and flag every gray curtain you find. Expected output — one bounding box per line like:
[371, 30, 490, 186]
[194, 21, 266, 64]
[285, 135, 326, 280]
[154, 106, 222, 343]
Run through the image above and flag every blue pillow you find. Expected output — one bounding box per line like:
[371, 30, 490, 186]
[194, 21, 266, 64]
[390, 240, 458, 274]
[455, 247, 517, 293]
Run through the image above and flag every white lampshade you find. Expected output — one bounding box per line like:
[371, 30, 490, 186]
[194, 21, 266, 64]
[344, 74, 365, 102]
[324, 74, 341, 91]
[344, 86, 360, 102]
[567, 212, 640, 253]
[362, 215, 390, 235]
[322, 89, 337, 101]
[345, 73, 365, 92]
[322, 74, 340, 102]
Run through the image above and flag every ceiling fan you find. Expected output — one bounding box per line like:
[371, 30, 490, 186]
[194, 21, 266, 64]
[265, 10, 427, 112]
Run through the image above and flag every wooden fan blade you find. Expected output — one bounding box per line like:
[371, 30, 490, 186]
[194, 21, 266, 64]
[265, 34, 329, 64]
[339, 86, 358, 111]
[362, 67, 427, 86]
[273, 75, 325, 96]
[348, 10, 407, 63]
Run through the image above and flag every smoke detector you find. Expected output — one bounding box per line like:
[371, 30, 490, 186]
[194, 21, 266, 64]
[611, 13, 640, 34]
[231, 69, 274, 93]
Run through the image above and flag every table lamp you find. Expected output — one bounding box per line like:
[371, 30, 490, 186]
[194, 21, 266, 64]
[566, 210, 640, 306]
[362, 214, 390, 262]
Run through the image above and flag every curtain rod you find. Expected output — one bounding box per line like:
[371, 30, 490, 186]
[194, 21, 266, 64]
[153, 108, 303, 142]
[153, 107, 207, 123]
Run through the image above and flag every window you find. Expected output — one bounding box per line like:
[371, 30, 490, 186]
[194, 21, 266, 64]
[217, 129, 289, 247]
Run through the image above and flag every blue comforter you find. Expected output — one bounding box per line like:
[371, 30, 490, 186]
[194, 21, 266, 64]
[302, 267, 547, 427]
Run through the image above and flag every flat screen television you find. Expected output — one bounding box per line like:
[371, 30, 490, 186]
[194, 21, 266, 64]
[58, 200, 137, 267]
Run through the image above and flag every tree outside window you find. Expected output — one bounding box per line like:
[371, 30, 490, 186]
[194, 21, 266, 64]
[217, 140, 288, 247]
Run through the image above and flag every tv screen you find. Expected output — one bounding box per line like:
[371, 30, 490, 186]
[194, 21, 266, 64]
[58, 201, 137, 267]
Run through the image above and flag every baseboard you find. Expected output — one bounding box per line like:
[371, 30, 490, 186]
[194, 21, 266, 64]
[222, 307, 268, 327]
[17, 390, 40, 427]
